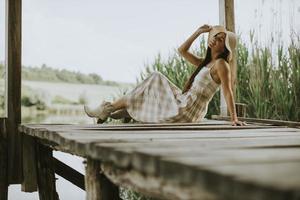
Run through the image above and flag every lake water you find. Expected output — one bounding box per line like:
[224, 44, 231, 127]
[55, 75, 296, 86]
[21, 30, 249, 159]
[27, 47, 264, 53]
[9, 81, 135, 200]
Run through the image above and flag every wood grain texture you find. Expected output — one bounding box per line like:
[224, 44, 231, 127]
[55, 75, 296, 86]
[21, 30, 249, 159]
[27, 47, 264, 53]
[21, 135, 37, 192]
[19, 123, 300, 200]
[36, 144, 59, 200]
[101, 161, 218, 200]
[6, 0, 23, 184]
[85, 158, 120, 200]
[54, 157, 85, 191]
[0, 118, 8, 200]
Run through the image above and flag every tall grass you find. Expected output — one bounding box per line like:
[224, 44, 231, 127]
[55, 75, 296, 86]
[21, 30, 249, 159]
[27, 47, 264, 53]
[236, 32, 300, 121]
[137, 34, 300, 121]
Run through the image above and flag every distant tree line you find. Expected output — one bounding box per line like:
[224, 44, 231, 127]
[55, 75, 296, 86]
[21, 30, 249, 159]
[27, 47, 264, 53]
[0, 63, 119, 86]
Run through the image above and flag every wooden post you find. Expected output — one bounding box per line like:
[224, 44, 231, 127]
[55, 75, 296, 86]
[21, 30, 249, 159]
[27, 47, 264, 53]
[0, 118, 8, 200]
[219, 0, 236, 116]
[36, 143, 59, 200]
[85, 158, 120, 200]
[5, 0, 23, 183]
[235, 103, 247, 118]
[21, 135, 38, 192]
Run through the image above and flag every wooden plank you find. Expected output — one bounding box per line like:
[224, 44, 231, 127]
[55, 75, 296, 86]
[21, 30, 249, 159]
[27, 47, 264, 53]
[19, 124, 280, 133]
[75, 125, 275, 131]
[162, 148, 300, 167]
[0, 118, 8, 200]
[18, 126, 300, 160]
[53, 157, 85, 191]
[19, 124, 300, 163]
[89, 136, 300, 175]
[158, 160, 298, 200]
[6, 0, 22, 184]
[219, 0, 236, 116]
[209, 162, 300, 194]
[212, 115, 300, 128]
[27, 127, 300, 146]
[36, 143, 59, 200]
[19, 120, 231, 129]
[85, 158, 120, 200]
[19, 122, 293, 139]
[103, 151, 300, 200]
[19, 123, 297, 133]
[20, 124, 291, 140]
[21, 135, 38, 192]
[36, 132, 299, 164]
[100, 161, 217, 200]
[18, 119, 269, 133]
[101, 159, 298, 200]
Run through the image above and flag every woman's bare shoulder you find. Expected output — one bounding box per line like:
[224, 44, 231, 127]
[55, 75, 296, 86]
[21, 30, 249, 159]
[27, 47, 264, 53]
[215, 58, 230, 73]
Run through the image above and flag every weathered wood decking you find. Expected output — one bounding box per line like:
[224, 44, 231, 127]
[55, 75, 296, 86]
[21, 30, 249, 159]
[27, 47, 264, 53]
[19, 120, 300, 200]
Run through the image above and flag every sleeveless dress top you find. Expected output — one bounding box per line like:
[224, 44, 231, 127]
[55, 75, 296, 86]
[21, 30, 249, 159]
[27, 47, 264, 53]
[124, 66, 220, 123]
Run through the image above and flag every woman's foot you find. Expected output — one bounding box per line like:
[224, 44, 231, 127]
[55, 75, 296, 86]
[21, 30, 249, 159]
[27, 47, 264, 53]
[84, 101, 114, 122]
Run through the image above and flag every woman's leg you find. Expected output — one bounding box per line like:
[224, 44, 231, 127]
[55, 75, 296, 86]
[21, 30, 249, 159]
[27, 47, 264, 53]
[110, 96, 128, 112]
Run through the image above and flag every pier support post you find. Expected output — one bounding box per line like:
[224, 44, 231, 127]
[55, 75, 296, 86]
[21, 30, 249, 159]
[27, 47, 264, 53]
[0, 119, 8, 200]
[219, 0, 236, 116]
[85, 158, 120, 200]
[36, 143, 59, 200]
[21, 135, 38, 192]
[6, 0, 23, 184]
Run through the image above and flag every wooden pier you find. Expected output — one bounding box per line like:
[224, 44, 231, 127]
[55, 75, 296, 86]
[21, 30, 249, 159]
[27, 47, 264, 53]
[1, 0, 300, 199]
[17, 119, 300, 200]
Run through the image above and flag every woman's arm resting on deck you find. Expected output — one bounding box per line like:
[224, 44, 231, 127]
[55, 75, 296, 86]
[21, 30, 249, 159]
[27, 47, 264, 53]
[177, 24, 211, 67]
[216, 59, 246, 126]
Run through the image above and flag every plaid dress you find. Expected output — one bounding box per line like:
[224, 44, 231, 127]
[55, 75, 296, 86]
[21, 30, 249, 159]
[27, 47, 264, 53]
[124, 67, 220, 123]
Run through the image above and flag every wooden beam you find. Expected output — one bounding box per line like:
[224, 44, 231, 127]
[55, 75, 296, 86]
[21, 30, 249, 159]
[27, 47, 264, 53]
[219, 0, 236, 116]
[21, 135, 38, 192]
[53, 157, 85, 191]
[5, 0, 23, 184]
[36, 143, 59, 200]
[0, 118, 8, 200]
[85, 158, 120, 200]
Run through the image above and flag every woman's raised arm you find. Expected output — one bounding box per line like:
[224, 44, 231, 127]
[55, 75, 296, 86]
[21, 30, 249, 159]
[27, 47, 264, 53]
[178, 24, 211, 67]
[216, 59, 246, 126]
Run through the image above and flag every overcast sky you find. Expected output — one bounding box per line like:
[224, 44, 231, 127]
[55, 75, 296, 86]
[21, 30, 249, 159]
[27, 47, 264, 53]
[0, 0, 299, 83]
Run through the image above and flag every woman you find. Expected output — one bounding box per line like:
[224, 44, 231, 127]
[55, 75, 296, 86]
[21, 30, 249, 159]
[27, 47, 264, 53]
[84, 24, 246, 126]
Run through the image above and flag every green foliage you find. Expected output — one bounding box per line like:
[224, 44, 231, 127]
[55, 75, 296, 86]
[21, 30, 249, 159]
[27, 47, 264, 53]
[236, 33, 300, 121]
[120, 187, 160, 200]
[21, 86, 47, 110]
[52, 95, 77, 105]
[0, 62, 119, 86]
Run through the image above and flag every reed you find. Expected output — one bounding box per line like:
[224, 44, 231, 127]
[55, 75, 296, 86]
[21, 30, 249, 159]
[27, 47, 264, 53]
[236, 32, 300, 121]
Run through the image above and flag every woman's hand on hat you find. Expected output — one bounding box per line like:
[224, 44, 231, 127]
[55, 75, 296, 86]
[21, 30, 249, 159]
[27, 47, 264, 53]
[208, 37, 216, 48]
[231, 119, 247, 126]
[197, 24, 212, 34]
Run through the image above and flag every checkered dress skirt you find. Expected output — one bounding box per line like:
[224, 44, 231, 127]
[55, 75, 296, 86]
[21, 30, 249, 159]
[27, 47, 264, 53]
[124, 67, 220, 123]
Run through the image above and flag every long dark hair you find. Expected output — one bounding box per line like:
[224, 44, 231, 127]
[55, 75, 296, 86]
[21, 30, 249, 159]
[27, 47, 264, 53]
[181, 46, 230, 94]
